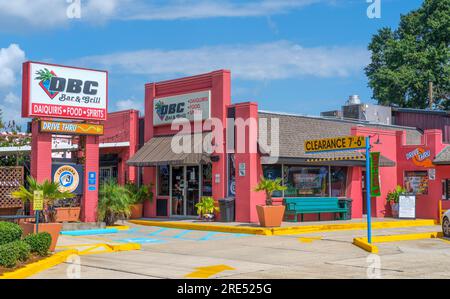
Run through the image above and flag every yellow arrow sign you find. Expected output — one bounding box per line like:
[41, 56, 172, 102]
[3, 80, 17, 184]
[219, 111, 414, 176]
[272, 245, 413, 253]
[185, 264, 235, 278]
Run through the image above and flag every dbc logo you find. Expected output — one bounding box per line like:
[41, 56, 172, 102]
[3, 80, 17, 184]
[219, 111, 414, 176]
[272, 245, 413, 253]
[155, 100, 185, 121]
[35, 68, 99, 99]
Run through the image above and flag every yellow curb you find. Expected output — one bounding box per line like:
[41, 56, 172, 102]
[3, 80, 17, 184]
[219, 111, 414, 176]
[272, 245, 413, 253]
[0, 250, 77, 279]
[129, 220, 273, 235]
[271, 219, 437, 236]
[56, 243, 141, 255]
[130, 219, 436, 236]
[106, 225, 130, 231]
[353, 238, 379, 253]
[362, 232, 443, 243]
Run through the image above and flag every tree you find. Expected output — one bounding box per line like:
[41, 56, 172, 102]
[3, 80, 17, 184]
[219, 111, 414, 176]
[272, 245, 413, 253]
[365, 0, 450, 109]
[0, 109, 31, 166]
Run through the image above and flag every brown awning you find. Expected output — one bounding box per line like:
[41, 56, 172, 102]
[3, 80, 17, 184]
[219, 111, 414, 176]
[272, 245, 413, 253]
[127, 133, 211, 166]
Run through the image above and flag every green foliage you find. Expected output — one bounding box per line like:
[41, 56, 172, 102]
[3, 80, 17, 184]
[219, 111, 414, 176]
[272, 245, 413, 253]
[195, 196, 219, 216]
[9, 240, 31, 262]
[365, 0, 450, 109]
[386, 185, 407, 204]
[125, 182, 154, 204]
[23, 232, 52, 257]
[0, 243, 19, 268]
[98, 180, 132, 226]
[0, 222, 22, 245]
[11, 176, 75, 223]
[35, 68, 54, 82]
[254, 177, 287, 206]
[0, 119, 30, 167]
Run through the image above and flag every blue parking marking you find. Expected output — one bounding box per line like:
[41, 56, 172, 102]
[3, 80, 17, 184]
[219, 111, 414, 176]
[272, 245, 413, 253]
[147, 227, 169, 236]
[117, 238, 166, 244]
[171, 230, 193, 239]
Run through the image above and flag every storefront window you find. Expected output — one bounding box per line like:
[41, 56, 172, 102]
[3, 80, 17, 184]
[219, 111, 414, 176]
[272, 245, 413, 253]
[157, 165, 170, 196]
[202, 164, 213, 197]
[331, 166, 347, 197]
[263, 165, 283, 197]
[404, 171, 428, 195]
[283, 165, 329, 197]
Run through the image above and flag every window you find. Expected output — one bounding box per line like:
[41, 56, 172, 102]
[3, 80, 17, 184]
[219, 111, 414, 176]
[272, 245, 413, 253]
[202, 164, 212, 197]
[404, 171, 428, 195]
[331, 167, 347, 197]
[283, 165, 329, 197]
[157, 165, 170, 196]
[262, 165, 283, 197]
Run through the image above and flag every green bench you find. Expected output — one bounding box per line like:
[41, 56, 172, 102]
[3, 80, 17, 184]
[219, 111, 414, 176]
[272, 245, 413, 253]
[283, 197, 348, 222]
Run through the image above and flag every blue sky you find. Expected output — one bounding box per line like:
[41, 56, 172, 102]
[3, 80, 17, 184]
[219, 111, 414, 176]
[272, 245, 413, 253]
[0, 0, 423, 127]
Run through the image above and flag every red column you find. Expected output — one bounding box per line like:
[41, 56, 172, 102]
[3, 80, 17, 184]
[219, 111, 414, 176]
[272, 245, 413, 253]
[81, 135, 99, 222]
[30, 120, 52, 182]
[234, 102, 265, 223]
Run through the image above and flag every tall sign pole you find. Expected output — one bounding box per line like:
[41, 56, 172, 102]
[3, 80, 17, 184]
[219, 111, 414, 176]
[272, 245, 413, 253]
[365, 136, 372, 244]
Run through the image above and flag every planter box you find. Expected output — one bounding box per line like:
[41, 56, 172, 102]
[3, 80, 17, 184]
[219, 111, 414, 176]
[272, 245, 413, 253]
[20, 222, 63, 252]
[390, 202, 399, 218]
[256, 205, 286, 227]
[130, 203, 143, 219]
[55, 207, 80, 223]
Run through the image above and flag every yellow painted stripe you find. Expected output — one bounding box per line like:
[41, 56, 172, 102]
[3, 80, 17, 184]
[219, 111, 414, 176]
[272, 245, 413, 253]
[106, 225, 130, 231]
[359, 232, 443, 243]
[0, 250, 77, 279]
[129, 220, 273, 235]
[185, 265, 235, 278]
[353, 238, 379, 253]
[298, 236, 322, 243]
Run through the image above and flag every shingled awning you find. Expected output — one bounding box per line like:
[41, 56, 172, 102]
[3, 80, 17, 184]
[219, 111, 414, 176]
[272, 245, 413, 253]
[433, 146, 450, 165]
[127, 133, 212, 166]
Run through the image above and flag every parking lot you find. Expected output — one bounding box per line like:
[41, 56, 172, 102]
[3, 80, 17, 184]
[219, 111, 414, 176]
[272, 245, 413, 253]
[30, 222, 450, 279]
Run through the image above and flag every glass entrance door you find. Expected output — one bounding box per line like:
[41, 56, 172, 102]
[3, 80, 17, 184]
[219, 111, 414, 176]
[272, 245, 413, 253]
[171, 166, 185, 216]
[186, 166, 200, 216]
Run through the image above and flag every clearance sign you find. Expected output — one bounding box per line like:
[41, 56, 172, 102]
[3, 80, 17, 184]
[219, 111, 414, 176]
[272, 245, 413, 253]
[40, 120, 104, 136]
[22, 61, 108, 121]
[304, 136, 366, 153]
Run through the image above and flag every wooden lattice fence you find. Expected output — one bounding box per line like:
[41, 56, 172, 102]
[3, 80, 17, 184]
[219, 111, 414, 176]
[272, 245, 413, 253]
[0, 167, 24, 209]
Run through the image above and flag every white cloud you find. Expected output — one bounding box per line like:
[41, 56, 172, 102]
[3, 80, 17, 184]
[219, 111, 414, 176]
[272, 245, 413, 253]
[0, 44, 26, 89]
[4, 92, 19, 104]
[0, 0, 321, 29]
[0, 92, 22, 125]
[78, 41, 370, 80]
[115, 99, 144, 112]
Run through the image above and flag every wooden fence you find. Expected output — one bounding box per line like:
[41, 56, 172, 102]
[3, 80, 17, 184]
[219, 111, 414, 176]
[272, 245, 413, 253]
[0, 167, 24, 210]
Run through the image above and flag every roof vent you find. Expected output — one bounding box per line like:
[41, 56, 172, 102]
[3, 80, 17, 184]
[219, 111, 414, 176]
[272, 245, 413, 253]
[346, 95, 361, 105]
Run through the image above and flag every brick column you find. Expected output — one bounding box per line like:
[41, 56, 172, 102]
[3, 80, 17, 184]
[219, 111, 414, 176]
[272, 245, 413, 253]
[81, 135, 99, 222]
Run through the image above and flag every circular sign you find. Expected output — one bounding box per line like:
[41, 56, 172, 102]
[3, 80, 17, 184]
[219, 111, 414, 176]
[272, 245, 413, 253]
[54, 165, 80, 193]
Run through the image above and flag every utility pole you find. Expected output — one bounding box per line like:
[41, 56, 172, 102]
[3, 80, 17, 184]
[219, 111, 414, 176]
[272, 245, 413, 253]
[429, 81, 434, 109]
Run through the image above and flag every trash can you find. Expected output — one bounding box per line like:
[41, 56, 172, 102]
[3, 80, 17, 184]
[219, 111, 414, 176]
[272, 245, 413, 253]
[218, 197, 235, 222]
[338, 198, 353, 220]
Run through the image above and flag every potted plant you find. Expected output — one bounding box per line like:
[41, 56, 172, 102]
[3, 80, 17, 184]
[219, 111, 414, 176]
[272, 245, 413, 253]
[125, 182, 154, 219]
[98, 180, 132, 226]
[386, 185, 406, 218]
[11, 176, 75, 251]
[254, 177, 287, 227]
[54, 197, 81, 222]
[195, 196, 219, 221]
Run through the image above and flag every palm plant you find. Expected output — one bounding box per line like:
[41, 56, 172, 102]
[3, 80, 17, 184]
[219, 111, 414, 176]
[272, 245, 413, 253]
[386, 185, 407, 204]
[125, 182, 154, 204]
[98, 180, 132, 226]
[11, 176, 75, 223]
[254, 177, 287, 206]
[195, 196, 219, 218]
[35, 68, 54, 82]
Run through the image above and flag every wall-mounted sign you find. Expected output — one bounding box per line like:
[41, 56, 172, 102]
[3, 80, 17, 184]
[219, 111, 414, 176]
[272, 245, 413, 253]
[153, 90, 211, 126]
[22, 61, 108, 121]
[40, 120, 104, 136]
[405, 147, 433, 167]
[238, 163, 246, 177]
[428, 168, 436, 180]
[370, 152, 381, 197]
[52, 164, 84, 194]
[398, 195, 416, 219]
[304, 135, 366, 153]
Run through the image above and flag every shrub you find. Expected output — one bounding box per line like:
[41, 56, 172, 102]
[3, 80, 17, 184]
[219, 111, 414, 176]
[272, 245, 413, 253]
[0, 243, 19, 268]
[9, 241, 31, 262]
[23, 232, 52, 256]
[0, 221, 23, 245]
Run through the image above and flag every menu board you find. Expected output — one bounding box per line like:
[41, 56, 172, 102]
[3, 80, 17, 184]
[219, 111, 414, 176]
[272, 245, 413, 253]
[398, 195, 416, 219]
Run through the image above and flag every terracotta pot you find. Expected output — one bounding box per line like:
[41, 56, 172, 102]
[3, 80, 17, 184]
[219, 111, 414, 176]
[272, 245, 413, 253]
[256, 205, 286, 227]
[20, 222, 63, 252]
[55, 207, 81, 222]
[130, 203, 143, 219]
